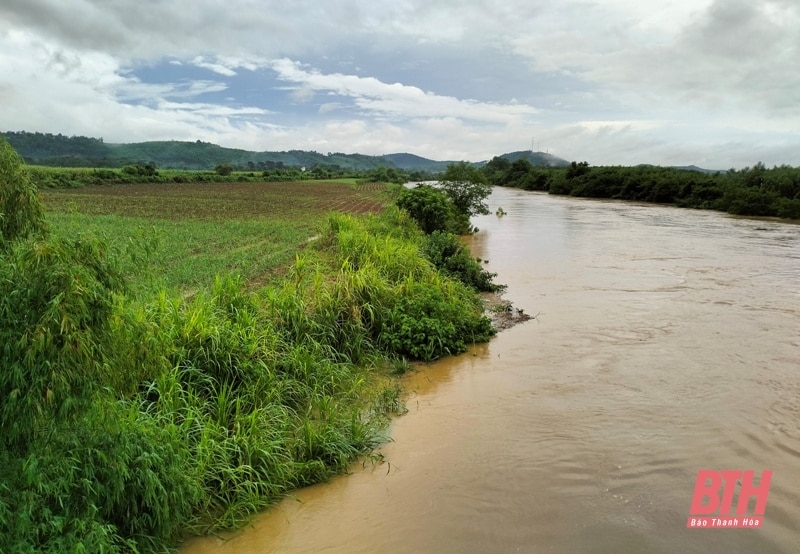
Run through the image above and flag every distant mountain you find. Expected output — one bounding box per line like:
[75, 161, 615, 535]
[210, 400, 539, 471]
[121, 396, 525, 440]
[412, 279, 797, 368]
[1, 130, 570, 173]
[1, 131, 111, 166]
[379, 153, 454, 173]
[672, 165, 721, 174]
[105, 142, 402, 171]
[1, 131, 414, 171]
[637, 163, 721, 174]
[493, 150, 570, 167]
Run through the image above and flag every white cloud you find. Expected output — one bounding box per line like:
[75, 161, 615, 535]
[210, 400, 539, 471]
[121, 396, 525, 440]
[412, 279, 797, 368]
[0, 27, 276, 145]
[318, 102, 345, 114]
[191, 56, 238, 77]
[270, 58, 539, 123]
[155, 101, 270, 117]
[513, 0, 800, 119]
[116, 80, 229, 102]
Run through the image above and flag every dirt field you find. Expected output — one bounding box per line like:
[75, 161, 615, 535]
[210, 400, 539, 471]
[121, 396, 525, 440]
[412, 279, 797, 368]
[40, 180, 391, 220]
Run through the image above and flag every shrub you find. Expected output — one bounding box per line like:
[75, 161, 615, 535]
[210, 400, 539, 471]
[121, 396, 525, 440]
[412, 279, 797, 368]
[215, 163, 233, 176]
[422, 230, 501, 292]
[775, 198, 800, 219]
[718, 187, 779, 216]
[395, 185, 457, 234]
[381, 280, 494, 361]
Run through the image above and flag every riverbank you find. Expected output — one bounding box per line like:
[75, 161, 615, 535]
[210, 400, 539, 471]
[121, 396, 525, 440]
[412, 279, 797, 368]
[485, 161, 800, 220]
[1, 145, 503, 552]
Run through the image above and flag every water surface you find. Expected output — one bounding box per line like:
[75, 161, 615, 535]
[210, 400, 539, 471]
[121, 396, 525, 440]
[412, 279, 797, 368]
[185, 189, 800, 553]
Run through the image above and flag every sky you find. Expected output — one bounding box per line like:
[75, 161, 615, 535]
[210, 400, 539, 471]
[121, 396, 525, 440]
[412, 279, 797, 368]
[1, 0, 798, 168]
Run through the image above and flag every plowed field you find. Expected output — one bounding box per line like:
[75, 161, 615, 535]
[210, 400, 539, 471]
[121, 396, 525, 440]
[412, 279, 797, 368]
[41, 180, 394, 292]
[40, 180, 391, 220]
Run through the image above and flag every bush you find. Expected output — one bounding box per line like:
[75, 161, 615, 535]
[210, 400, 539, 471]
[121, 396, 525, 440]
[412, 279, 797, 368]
[718, 187, 779, 216]
[381, 280, 494, 361]
[422, 230, 501, 292]
[1, 404, 201, 553]
[395, 185, 458, 234]
[215, 163, 233, 176]
[775, 198, 800, 219]
[548, 172, 572, 195]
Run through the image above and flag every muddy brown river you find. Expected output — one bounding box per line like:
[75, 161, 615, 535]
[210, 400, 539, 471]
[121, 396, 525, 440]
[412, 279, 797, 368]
[184, 188, 800, 553]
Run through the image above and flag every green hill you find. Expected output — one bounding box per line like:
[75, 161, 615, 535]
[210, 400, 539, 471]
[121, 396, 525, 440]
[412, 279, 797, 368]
[1, 130, 571, 172]
[379, 153, 454, 173]
[493, 150, 570, 167]
[1, 131, 417, 171]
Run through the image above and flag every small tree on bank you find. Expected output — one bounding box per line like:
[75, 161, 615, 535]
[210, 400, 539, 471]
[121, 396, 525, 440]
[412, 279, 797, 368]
[395, 185, 458, 234]
[395, 162, 494, 236]
[438, 161, 492, 233]
[438, 161, 492, 217]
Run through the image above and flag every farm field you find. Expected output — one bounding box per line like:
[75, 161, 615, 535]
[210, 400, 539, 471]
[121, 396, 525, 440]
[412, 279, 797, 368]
[40, 180, 393, 294]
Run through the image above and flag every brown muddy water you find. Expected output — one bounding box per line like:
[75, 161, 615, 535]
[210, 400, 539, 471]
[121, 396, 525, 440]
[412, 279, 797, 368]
[184, 189, 800, 553]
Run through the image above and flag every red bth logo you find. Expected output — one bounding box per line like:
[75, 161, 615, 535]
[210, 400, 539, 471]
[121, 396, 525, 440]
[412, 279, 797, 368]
[687, 470, 772, 528]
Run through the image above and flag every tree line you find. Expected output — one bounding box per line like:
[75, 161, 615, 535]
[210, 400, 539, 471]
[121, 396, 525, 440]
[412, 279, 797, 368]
[481, 157, 800, 219]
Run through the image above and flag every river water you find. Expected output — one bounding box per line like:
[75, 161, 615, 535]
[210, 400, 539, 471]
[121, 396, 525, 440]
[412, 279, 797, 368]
[184, 188, 800, 553]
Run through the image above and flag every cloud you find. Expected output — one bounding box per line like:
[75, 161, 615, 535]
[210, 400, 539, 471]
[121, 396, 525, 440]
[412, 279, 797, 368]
[270, 59, 539, 123]
[513, 0, 800, 119]
[116, 80, 229, 102]
[318, 102, 345, 114]
[0, 27, 276, 146]
[191, 56, 238, 77]
[0, 0, 798, 166]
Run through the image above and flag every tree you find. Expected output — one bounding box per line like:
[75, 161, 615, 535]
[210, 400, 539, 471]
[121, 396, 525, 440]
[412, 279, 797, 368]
[499, 158, 534, 188]
[434, 161, 493, 233]
[438, 161, 492, 219]
[566, 161, 590, 179]
[215, 163, 233, 176]
[481, 156, 511, 185]
[0, 138, 46, 248]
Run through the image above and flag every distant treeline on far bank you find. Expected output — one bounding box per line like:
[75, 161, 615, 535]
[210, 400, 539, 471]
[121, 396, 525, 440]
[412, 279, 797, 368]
[481, 157, 800, 220]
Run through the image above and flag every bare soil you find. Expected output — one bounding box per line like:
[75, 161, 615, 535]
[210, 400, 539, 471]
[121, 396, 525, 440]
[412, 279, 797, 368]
[40, 181, 391, 220]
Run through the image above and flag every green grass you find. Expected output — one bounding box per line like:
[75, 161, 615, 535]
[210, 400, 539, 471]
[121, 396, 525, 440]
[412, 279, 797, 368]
[40, 180, 393, 296]
[46, 212, 311, 296]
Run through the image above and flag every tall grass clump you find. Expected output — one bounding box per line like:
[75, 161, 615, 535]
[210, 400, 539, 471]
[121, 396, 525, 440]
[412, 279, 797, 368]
[0, 234, 124, 454]
[1, 137, 47, 248]
[0, 232, 206, 552]
[315, 211, 496, 361]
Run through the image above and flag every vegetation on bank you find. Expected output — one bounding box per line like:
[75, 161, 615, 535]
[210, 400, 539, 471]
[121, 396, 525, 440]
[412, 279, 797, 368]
[0, 139, 501, 552]
[25, 161, 423, 189]
[397, 161, 494, 235]
[482, 157, 800, 219]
